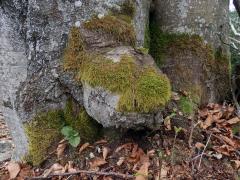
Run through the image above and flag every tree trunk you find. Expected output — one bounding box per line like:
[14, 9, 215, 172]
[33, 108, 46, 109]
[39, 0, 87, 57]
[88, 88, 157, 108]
[0, 0, 231, 162]
[150, 0, 230, 104]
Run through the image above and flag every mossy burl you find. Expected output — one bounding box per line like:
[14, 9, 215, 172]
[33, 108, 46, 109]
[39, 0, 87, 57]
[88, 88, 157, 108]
[64, 27, 171, 113]
[24, 100, 100, 166]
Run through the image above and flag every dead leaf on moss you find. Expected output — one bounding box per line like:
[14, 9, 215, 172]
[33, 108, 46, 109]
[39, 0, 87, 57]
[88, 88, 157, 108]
[7, 162, 20, 179]
[56, 140, 67, 158]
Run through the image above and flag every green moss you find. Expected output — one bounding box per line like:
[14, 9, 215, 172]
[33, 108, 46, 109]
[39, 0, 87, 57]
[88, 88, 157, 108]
[63, 27, 85, 71]
[64, 28, 171, 113]
[84, 15, 136, 46]
[25, 110, 64, 166]
[149, 22, 214, 67]
[24, 100, 101, 166]
[64, 100, 101, 141]
[178, 96, 195, 115]
[119, 0, 135, 18]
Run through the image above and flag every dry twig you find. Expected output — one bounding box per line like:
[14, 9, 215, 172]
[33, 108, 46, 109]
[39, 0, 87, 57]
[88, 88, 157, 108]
[198, 132, 212, 170]
[25, 170, 134, 180]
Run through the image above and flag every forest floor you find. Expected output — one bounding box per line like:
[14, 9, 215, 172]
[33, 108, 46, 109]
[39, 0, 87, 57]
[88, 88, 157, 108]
[0, 103, 240, 180]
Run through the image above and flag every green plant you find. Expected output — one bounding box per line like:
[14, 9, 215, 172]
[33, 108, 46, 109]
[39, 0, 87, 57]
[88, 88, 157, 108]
[61, 126, 80, 147]
[179, 96, 195, 115]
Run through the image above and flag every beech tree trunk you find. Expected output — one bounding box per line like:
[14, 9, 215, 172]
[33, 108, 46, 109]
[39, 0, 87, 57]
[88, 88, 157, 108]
[151, 0, 230, 104]
[0, 0, 231, 162]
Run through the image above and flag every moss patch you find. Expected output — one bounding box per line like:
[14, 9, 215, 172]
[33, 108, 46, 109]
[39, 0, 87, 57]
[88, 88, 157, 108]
[25, 100, 101, 166]
[149, 22, 214, 67]
[178, 96, 195, 116]
[63, 27, 85, 71]
[25, 110, 64, 166]
[84, 14, 136, 46]
[64, 28, 171, 113]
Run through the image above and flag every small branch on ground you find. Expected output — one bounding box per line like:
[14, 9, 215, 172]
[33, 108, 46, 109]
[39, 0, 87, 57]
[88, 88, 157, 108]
[198, 132, 212, 170]
[188, 121, 201, 148]
[25, 170, 134, 180]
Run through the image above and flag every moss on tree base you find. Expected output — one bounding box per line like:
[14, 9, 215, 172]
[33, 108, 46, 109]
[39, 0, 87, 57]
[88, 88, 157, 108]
[63, 27, 171, 113]
[24, 100, 101, 166]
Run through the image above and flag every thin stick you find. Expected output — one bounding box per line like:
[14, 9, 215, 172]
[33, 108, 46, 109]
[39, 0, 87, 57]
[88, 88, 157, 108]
[25, 170, 134, 180]
[188, 121, 201, 148]
[198, 132, 212, 170]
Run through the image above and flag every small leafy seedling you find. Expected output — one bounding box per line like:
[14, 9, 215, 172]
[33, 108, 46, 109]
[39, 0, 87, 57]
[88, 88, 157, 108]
[61, 126, 80, 147]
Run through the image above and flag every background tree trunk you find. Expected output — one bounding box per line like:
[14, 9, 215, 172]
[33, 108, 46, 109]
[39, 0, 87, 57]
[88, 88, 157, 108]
[150, 0, 230, 104]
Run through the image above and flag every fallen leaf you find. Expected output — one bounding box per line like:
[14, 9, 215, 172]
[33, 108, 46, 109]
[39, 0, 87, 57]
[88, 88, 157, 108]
[68, 161, 77, 173]
[164, 116, 171, 130]
[117, 157, 125, 166]
[212, 145, 235, 156]
[42, 163, 64, 177]
[220, 135, 235, 147]
[227, 117, 240, 124]
[95, 139, 108, 145]
[201, 114, 213, 129]
[147, 149, 155, 157]
[56, 140, 67, 158]
[102, 147, 109, 160]
[231, 160, 240, 169]
[79, 142, 90, 154]
[160, 162, 169, 180]
[212, 112, 223, 122]
[115, 143, 133, 153]
[90, 158, 107, 169]
[128, 145, 144, 163]
[7, 162, 21, 179]
[135, 156, 150, 180]
[199, 108, 208, 118]
[195, 142, 205, 149]
[212, 153, 223, 159]
[51, 163, 64, 174]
